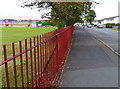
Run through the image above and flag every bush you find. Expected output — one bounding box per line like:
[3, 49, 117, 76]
[105, 23, 115, 28]
[105, 23, 120, 28]
[114, 23, 120, 26]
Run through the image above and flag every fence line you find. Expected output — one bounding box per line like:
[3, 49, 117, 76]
[1, 25, 74, 88]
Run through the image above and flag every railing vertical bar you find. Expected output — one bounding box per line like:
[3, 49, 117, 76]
[50, 32, 54, 80]
[47, 33, 49, 84]
[40, 35, 43, 87]
[29, 38, 34, 88]
[34, 37, 37, 87]
[54, 31, 56, 79]
[42, 34, 45, 86]
[50, 32, 53, 81]
[50, 33, 52, 83]
[43, 34, 45, 69]
[46, 33, 48, 85]
[42, 35, 45, 69]
[45, 34, 47, 65]
[19, 41, 24, 88]
[48, 33, 51, 83]
[25, 39, 29, 88]
[46, 34, 48, 84]
[12, 43, 18, 88]
[3, 45, 10, 89]
[48, 34, 51, 86]
[44, 34, 47, 86]
[45, 34, 47, 86]
[42, 34, 44, 86]
[56, 30, 59, 73]
[37, 36, 40, 87]
[48, 34, 50, 84]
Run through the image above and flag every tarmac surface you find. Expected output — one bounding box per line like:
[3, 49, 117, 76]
[84, 27, 119, 54]
[59, 26, 118, 87]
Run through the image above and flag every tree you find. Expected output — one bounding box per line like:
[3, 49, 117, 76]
[20, 1, 95, 28]
[85, 10, 96, 24]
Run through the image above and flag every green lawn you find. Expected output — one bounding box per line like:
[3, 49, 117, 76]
[2, 27, 57, 45]
[1, 27, 57, 87]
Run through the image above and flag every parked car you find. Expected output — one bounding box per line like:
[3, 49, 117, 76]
[97, 24, 103, 28]
[87, 24, 92, 28]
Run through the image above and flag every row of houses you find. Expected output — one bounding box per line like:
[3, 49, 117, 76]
[0, 19, 49, 27]
[93, 16, 119, 25]
[1, 16, 119, 27]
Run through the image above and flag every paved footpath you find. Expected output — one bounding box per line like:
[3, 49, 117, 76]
[59, 26, 118, 87]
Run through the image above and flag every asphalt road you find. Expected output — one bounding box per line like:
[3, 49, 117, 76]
[59, 26, 118, 87]
[84, 27, 119, 55]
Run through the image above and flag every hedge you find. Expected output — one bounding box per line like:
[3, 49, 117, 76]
[105, 23, 120, 28]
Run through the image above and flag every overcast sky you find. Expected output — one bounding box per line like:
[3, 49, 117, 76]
[93, 0, 119, 20]
[0, 0, 119, 20]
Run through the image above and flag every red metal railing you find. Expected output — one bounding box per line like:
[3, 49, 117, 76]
[0, 25, 74, 88]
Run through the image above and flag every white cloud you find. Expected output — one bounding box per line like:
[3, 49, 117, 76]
[0, 0, 46, 20]
[93, 0, 119, 20]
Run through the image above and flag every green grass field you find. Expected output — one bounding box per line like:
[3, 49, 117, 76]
[1, 27, 57, 87]
[2, 27, 57, 45]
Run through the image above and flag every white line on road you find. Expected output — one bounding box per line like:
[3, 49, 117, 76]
[93, 35, 120, 57]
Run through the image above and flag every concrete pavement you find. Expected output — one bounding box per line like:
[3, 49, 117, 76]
[59, 26, 118, 87]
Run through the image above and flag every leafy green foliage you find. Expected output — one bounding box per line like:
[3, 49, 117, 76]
[50, 2, 91, 28]
[21, 1, 96, 28]
[105, 23, 117, 28]
[114, 23, 120, 26]
[85, 10, 96, 24]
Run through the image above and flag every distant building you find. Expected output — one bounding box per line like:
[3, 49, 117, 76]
[93, 16, 119, 25]
[0, 19, 49, 27]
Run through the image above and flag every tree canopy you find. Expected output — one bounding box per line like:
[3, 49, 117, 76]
[85, 10, 96, 24]
[21, 1, 96, 28]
